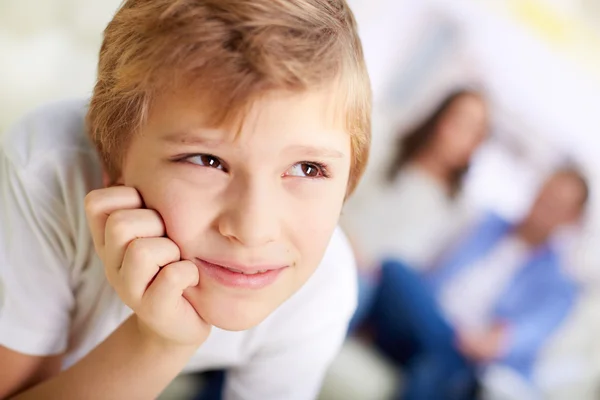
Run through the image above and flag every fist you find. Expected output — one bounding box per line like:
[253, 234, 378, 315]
[84, 186, 210, 347]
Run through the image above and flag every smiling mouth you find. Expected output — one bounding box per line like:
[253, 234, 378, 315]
[219, 266, 269, 275]
[194, 258, 287, 289]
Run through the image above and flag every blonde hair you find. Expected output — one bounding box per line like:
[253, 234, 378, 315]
[87, 0, 371, 195]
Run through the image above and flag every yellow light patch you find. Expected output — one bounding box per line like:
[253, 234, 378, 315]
[476, 0, 600, 82]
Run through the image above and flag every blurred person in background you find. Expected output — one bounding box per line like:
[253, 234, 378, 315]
[347, 89, 488, 330]
[344, 89, 488, 272]
[368, 167, 587, 399]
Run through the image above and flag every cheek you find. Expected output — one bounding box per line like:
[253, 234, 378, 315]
[285, 182, 346, 263]
[136, 177, 218, 252]
[160, 197, 208, 248]
[439, 130, 478, 163]
[293, 209, 336, 260]
[130, 157, 347, 264]
[436, 123, 460, 152]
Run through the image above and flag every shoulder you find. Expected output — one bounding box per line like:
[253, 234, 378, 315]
[0, 99, 102, 274]
[2, 98, 94, 171]
[465, 210, 513, 239]
[1, 98, 102, 208]
[308, 226, 357, 311]
[0, 101, 100, 356]
[537, 245, 578, 289]
[289, 226, 357, 320]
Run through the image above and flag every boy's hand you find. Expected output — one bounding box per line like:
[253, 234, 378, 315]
[85, 186, 210, 347]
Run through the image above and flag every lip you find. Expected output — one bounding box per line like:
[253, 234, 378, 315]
[195, 258, 287, 289]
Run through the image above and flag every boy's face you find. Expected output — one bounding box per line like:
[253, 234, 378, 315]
[121, 88, 351, 331]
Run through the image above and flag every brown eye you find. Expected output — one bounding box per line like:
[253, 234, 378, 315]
[286, 162, 326, 178]
[187, 154, 225, 170]
[302, 163, 320, 177]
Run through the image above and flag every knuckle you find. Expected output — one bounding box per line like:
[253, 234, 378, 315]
[106, 210, 133, 242]
[122, 186, 142, 201]
[107, 208, 131, 227]
[84, 189, 104, 216]
[147, 210, 166, 233]
[160, 264, 184, 285]
[126, 238, 152, 266]
[164, 240, 182, 261]
[178, 260, 195, 271]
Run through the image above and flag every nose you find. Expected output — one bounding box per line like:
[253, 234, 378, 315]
[217, 177, 281, 247]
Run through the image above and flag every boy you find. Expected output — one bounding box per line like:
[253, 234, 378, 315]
[0, 0, 371, 398]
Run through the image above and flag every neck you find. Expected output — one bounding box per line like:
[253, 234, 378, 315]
[514, 221, 550, 247]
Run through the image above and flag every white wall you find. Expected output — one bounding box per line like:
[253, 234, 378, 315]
[0, 0, 123, 132]
[350, 0, 600, 281]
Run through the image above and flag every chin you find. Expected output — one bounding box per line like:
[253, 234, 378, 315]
[189, 292, 277, 332]
[207, 314, 263, 331]
[201, 306, 272, 331]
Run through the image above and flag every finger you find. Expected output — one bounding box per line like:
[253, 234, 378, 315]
[84, 186, 143, 251]
[119, 237, 181, 305]
[141, 260, 200, 315]
[104, 208, 165, 274]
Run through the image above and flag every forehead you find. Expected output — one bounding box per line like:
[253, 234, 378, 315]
[447, 95, 485, 115]
[145, 87, 348, 141]
[141, 86, 350, 155]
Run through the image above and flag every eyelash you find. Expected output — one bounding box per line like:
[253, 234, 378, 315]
[294, 161, 331, 179]
[172, 154, 331, 179]
[175, 154, 229, 172]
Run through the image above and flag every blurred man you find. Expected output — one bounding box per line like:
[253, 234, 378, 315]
[368, 167, 588, 400]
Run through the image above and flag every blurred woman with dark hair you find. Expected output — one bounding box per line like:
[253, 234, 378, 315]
[387, 89, 487, 196]
[344, 89, 489, 272]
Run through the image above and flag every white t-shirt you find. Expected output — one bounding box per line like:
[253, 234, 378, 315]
[0, 99, 357, 400]
[342, 165, 472, 270]
[439, 236, 529, 332]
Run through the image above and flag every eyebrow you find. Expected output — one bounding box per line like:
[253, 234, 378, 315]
[162, 131, 345, 159]
[283, 144, 345, 159]
[162, 131, 224, 148]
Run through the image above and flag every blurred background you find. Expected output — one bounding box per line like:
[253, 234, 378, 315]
[1, 0, 600, 399]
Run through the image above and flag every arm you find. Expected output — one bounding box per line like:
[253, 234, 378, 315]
[11, 315, 196, 400]
[458, 284, 575, 366]
[0, 348, 62, 399]
[0, 149, 73, 397]
[2, 185, 211, 399]
[1, 115, 209, 397]
[501, 285, 576, 367]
